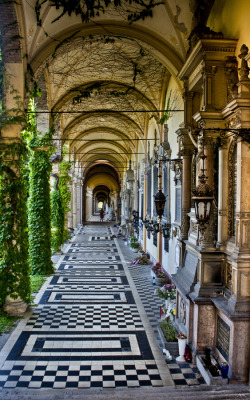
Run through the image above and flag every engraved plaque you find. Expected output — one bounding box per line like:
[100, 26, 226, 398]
[216, 316, 230, 361]
[176, 188, 181, 222]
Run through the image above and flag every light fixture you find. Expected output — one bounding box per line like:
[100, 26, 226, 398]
[153, 223, 160, 234]
[154, 189, 166, 220]
[162, 224, 170, 239]
[192, 147, 213, 230]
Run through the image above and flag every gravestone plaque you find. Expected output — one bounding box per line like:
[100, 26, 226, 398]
[176, 188, 181, 222]
[216, 316, 230, 361]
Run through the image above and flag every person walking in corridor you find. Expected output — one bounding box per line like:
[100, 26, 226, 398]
[100, 208, 105, 222]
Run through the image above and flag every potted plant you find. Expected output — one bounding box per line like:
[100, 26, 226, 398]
[130, 241, 140, 252]
[158, 319, 179, 356]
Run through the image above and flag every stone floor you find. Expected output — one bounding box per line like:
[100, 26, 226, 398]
[0, 222, 205, 390]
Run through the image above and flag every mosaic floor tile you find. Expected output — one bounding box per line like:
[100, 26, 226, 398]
[0, 223, 207, 389]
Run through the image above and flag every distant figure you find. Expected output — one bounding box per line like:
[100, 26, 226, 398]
[100, 208, 105, 222]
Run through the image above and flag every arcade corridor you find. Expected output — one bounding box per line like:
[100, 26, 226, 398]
[0, 223, 205, 389]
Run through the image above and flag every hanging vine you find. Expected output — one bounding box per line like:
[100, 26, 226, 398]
[51, 186, 64, 253]
[22, 98, 54, 275]
[59, 145, 72, 241]
[35, 0, 163, 26]
[0, 142, 31, 307]
[0, 29, 31, 307]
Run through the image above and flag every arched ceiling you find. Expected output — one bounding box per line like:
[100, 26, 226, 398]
[18, 1, 207, 194]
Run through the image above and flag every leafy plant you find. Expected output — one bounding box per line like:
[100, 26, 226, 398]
[30, 275, 47, 293]
[0, 143, 31, 307]
[51, 189, 64, 253]
[23, 98, 54, 275]
[130, 241, 140, 249]
[160, 320, 177, 342]
[0, 310, 18, 334]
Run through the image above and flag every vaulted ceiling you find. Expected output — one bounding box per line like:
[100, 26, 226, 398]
[16, 1, 213, 190]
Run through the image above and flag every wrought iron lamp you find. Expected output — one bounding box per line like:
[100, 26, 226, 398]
[153, 223, 160, 234]
[162, 224, 171, 239]
[192, 151, 213, 232]
[154, 188, 166, 220]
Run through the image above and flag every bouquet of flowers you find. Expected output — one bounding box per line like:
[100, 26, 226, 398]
[155, 283, 176, 300]
[176, 333, 187, 340]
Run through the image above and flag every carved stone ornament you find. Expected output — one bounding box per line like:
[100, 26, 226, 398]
[224, 56, 239, 100]
[238, 44, 250, 81]
[223, 262, 232, 291]
[230, 112, 242, 130]
[170, 160, 182, 185]
[179, 296, 186, 325]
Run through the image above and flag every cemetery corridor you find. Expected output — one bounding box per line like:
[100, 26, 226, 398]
[0, 223, 205, 389]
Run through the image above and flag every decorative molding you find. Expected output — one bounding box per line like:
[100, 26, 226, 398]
[224, 56, 239, 101]
[189, 61, 203, 87]
[236, 212, 250, 218]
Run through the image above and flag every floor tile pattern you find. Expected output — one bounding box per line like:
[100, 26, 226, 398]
[0, 223, 206, 389]
[127, 253, 206, 387]
[0, 225, 165, 389]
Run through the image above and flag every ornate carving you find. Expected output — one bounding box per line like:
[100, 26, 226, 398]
[228, 111, 241, 129]
[223, 262, 232, 291]
[228, 138, 237, 238]
[238, 44, 250, 81]
[170, 160, 182, 185]
[180, 207, 190, 240]
[203, 65, 217, 76]
[179, 297, 186, 325]
[225, 56, 239, 100]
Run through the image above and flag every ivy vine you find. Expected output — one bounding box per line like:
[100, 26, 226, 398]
[51, 188, 64, 253]
[59, 146, 72, 241]
[35, 0, 163, 26]
[22, 99, 54, 275]
[0, 142, 31, 307]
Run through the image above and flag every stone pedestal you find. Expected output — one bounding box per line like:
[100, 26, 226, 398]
[4, 296, 28, 316]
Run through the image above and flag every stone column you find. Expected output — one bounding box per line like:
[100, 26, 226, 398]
[180, 152, 192, 240]
[143, 164, 147, 251]
[229, 139, 250, 313]
[197, 133, 215, 249]
[76, 178, 82, 225]
[217, 138, 228, 246]
[73, 177, 78, 228]
[68, 180, 73, 230]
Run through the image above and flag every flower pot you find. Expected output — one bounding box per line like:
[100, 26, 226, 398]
[176, 338, 187, 362]
[220, 363, 229, 379]
[155, 277, 167, 286]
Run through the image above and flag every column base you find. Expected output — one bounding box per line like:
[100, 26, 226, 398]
[4, 297, 28, 316]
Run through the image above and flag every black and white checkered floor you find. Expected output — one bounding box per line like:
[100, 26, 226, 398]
[0, 223, 205, 389]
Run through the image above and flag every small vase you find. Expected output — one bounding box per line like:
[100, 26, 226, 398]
[176, 338, 187, 362]
[220, 362, 229, 379]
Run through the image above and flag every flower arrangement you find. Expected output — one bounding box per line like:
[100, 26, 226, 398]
[155, 284, 176, 300]
[152, 262, 161, 274]
[176, 333, 187, 340]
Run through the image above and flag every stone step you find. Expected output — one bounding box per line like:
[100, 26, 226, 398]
[1, 385, 249, 400]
